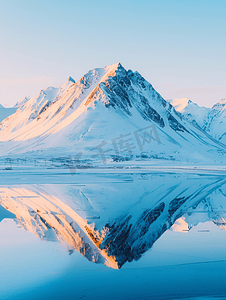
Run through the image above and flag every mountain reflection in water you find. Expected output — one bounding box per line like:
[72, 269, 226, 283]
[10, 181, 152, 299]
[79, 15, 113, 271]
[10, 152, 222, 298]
[1, 173, 226, 269]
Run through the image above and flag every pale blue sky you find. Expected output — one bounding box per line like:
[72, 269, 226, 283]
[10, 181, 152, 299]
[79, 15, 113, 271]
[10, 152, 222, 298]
[0, 0, 225, 107]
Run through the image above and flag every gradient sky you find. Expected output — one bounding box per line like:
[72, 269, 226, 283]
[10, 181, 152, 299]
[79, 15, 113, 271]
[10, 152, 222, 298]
[0, 0, 225, 107]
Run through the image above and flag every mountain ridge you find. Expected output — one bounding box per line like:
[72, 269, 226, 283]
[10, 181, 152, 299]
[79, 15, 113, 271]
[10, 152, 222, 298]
[0, 63, 225, 163]
[170, 97, 226, 144]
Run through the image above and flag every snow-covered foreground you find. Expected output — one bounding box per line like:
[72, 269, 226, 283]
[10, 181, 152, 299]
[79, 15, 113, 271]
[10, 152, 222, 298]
[1, 156, 226, 185]
[1, 172, 226, 299]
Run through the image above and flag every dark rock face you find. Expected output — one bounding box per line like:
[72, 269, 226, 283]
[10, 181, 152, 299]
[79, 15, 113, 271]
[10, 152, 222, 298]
[98, 188, 202, 268]
[167, 113, 188, 132]
[168, 196, 188, 216]
[101, 80, 133, 116]
[38, 101, 51, 116]
[131, 94, 165, 127]
[99, 65, 199, 133]
[101, 67, 166, 127]
[100, 202, 167, 268]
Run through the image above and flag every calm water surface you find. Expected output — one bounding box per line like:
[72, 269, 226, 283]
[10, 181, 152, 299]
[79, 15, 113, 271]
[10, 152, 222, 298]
[1, 172, 226, 300]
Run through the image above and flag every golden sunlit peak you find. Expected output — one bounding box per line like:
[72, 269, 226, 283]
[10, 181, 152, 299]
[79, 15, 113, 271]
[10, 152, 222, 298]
[104, 62, 124, 71]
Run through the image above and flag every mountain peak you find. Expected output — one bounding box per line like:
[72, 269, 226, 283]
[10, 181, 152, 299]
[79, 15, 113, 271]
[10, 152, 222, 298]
[106, 62, 122, 69]
[104, 62, 126, 75]
[14, 96, 30, 108]
[212, 98, 226, 110]
[68, 76, 75, 83]
[219, 98, 226, 104]
[169, 98, 191, 112]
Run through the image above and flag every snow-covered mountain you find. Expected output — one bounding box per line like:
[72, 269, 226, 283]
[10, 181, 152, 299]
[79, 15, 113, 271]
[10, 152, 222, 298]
[0, 104, 17, 122]
[169, 98, 210, 128]
[0, 63, 225, 163]
[14, 96, 30, 108]
[170, 97, 226, 144]
[206, 99, 226, 143]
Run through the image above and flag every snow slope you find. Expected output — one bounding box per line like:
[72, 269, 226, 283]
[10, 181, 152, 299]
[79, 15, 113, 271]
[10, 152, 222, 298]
[14, 96, 30, 108]
[0, 63, 225, 163]
[169, 98, 210, 128]
[170, 98, 226, 144]
[206, 99, 226, 143]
